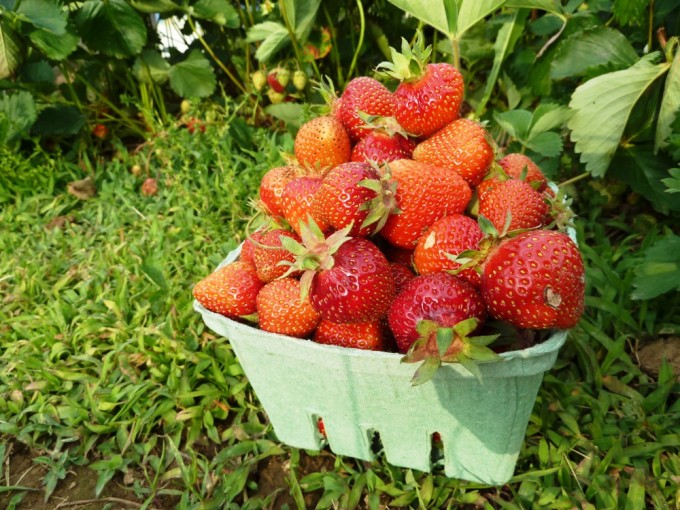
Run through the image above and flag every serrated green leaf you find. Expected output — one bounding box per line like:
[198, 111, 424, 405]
[168, 50, 216, 98]
[247, 22, 290, 62]
[32, 105, 85, 136]
[504, 0, 563, 16]
[385, 0, 453, 37]
[613, 0, 648, 27]
[265, 103, 305, 129]
[133, 49, 170, 85]
[568, 57, 670, 177]
[631, 234, 680, 300]
[494, 109, 532, 140]
[525, 131, 563, 157]
[28, 25, 78, 60]
[129, 0, 178, 13]
[283, 0, 321, 40]
[17, 0, 66, 34]
[529, 103, 571, 136]
[655, 48, 680, 151]
[550, 27, 638, 80]
[0, 90, 36, 143]
[0, 21, 23, 80]
[192, 0, 239, 28]
[457, 0, 506, 38]
[77, 0, 147, 58]
[662, 168, 680, 193]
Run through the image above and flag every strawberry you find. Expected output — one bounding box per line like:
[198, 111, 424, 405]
[240, 230, 266, 265]
[480, 230, 585, 329]
[335, 76, 396, 142]
[193, 261, 263, 319]
[498, 153, 548, 191]
[251, 70, 267, 92]
[390, 262, 415, 293]
[293, 70, 308, 91]
[294, 115, 351, 172]
[412, 118, 494, 186]
[257, 278, 321, 337]
[378, 159, 472, 249]
[267, 69, 286, 93]
[314, 319, 388, 351]
[281, 175, 329, 236]
[377, 34, 464, 138]
[413, 213, 484, 287]
[313, 162, 397, 237]
[387, 272, 487, 354]
[351, 130, 416, 164]
[280, 224, 396, 323]
[259, 165, 300, 219]
[252, 228, 300, 282]
[478, 179, 550, 233]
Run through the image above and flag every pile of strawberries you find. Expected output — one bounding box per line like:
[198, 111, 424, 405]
[194, 35, 585, 380]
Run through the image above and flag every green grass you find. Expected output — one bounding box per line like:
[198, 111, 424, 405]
[1, 119, 679, 509]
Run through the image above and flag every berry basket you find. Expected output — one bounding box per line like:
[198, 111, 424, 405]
[194, 245, 568, 486]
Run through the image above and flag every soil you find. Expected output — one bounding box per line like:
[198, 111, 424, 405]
[637, 336, 680, 380]
[0, 440, 335, 510]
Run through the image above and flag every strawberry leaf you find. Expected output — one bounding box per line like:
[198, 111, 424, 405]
[436, 327, 453, 357]
[458, 356, 484, 382]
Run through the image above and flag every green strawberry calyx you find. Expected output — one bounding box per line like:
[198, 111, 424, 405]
[278, 219, 353, 300]
[401, 317, 500, 385]
[376, 31, 431, 83]
[356, 162, 401, 234]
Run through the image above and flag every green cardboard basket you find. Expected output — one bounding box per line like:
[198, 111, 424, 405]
[194, 246, 567, 485]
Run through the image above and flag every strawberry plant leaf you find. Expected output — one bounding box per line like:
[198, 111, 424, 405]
[133, 50, 170, 85]
[32, 105, 85, 136]
[477, 9, 527, 116]
[168, 50, 216, 98]
[456, 0, 506, 38]
[504, 0, 564, 17]
[246, 22, 290, 62]
[662, 168, 680, 193]
[16, 0, 67, 35]
[282, 0, 322, 41]
[76, 0, 147, 58]
[129, 0, 179, 13]
[655, 47, 680, 152]
[524, 131, 563, 157]
[0, 90, 36, 144]
[494, 109, 532, 140]
[568, 55, 670, 177]
[550, 27, 638, 80]
[385, 0, 453, 37]
[192, 0, 239, 28]
[631, 234, 680, 300]
[529, 103, 571, 137]
[0, 21, 23, 80]
[28, 25, 78, 61]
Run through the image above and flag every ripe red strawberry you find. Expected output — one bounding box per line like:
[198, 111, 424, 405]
[310, 237, 395, 323]
[314, 162, 397, 237]
[412, 118, 494, 186]
[240, 230, 266, 265]
[294, 115, 351, 172]
[335, 76, 396, 142]
[351, 130, 416, 164]
[480, 230, 585, 329]
[267, 69, 286, 93]
[252, 229, 300, 282]
[281, 175, 329, 236]
[193, 261, 263, 319]
[498, 153, 548, 191]
[379, 159, 472, 249]
[387, 272, 487, 354]
[257, 278, 321, 337]
[413, 214, 484, 287]
[314, 319, 388, 351]
[281, 226, 396, 324]
[390, 262, 415, 293]
[259, 165, 300, 219]
[478, 179, 550, 233]
[378, 34, 463, 138]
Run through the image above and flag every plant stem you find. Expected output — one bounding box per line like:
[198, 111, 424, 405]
[346, 0, 366, 81]
[323, 4, 344, 86]
[450, 35, 461, 69]
[647, 0, 655, 52]
[186, 16, 247, 95]
[559, 172, 590, 188]
[278, 0, 306, 76]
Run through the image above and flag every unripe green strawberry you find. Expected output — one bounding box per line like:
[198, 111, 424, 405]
[267, 88, 286, 104]
[180, 99, 192, 114]
[251, 70, 267, 92]
[277, 68, 290, 87]
[293, 70, 308, 90]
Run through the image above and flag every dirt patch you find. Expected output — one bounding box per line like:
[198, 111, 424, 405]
[0, 440, 176, 510]
[637, 336, 680, 380]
